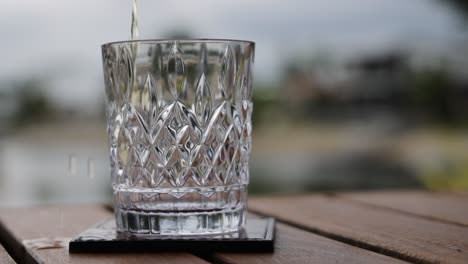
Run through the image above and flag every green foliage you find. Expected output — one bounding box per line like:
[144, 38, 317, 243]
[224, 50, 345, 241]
[410, 66, 455, 123]
[11, 80, 52, 127]
[422, 160, 468, 191]
[251, 85, 280, 126]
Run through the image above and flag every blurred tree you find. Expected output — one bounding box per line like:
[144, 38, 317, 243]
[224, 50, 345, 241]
[162, 29, 193, 39]
[11, 79, 53, 128]
[410, 66, 455, 123]
[441, 0, 468, 19]
[251, 88, 278, 126]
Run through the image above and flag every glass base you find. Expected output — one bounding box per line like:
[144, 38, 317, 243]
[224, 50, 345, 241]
[113, 185, 247, 235]
[115, 206, 246, 235]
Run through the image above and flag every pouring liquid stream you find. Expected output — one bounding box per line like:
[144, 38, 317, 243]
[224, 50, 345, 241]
[130, 0, 139, 92]
[131, 0, 139, 41]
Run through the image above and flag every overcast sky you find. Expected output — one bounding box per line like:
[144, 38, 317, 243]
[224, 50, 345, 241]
[0, 0, 465, 111]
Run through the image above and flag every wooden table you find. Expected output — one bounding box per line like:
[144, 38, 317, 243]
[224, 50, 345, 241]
[1, 191, 467, 264]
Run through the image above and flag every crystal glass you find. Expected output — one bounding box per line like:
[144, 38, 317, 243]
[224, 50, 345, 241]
[101, 39, 254, 235]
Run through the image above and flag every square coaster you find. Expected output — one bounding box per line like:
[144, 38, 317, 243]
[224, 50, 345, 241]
[69, 216, 275, 253]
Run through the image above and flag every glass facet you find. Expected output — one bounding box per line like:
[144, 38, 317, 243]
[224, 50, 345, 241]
[101, 39, 254, 235]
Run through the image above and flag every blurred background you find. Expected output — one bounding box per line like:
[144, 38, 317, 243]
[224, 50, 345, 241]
[1, 0, 468, 206]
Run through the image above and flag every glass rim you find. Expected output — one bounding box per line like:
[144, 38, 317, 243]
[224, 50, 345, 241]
[101, 38, 255, 48]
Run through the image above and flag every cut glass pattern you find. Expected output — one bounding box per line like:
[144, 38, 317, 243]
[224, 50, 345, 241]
[102, 40, 254, 235]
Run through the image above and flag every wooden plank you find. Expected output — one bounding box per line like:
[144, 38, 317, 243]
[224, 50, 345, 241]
[248, 195, 468, 264]
[340, 191, 468, 226]
[0, 205, 208, 264]
[0, 243, 15, 264]
[215, 221, 406, 264]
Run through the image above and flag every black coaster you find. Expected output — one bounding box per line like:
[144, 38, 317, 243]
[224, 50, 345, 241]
[69, 216, 275, 253]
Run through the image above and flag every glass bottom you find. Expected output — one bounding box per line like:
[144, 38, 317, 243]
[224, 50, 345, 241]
[113, 185, 247, 235]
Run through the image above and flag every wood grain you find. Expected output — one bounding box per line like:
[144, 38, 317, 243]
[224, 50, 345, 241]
[215, 221, 406, 264]
[0, 243, 15, 264]
[340, 191, 468, 226]
[249, 194, 468, 264]
[0, 205, 207, 264]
